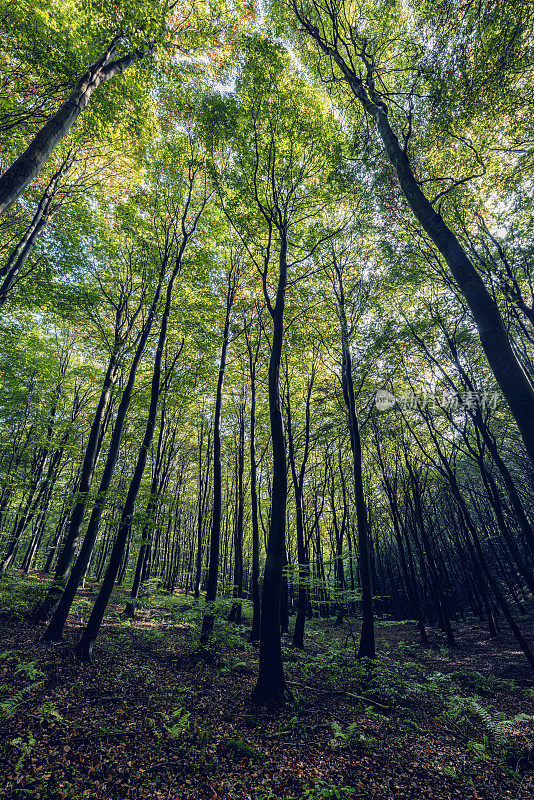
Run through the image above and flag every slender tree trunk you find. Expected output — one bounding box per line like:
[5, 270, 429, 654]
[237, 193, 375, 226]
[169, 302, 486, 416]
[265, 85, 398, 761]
[75, 265, 182, 661]
[1, 386, 61, 572]
[194, 419, 207, 598]
[0, 166, 65, 306]
[293, 9, 534, 468]
[361, 81, 534, 467]
[42, 270, 165, 642]
[253, 232, 290, 704]
[229, 402, 245, 625]
[42, 488, 72, 574]
[201, 265, 237, 644]
[334, 265, 375, 659]
[35, 350, 120, 620]
[123, 407, 168, 618]
[286, 366, 314, 649]
[247, 330, 261, 642]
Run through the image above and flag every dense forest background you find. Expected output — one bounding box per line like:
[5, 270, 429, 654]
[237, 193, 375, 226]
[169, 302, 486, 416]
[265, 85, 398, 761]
[1, 1, 534, 798]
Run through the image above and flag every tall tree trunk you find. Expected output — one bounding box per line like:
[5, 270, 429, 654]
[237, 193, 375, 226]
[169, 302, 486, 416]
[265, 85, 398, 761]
[0, 43, 146, 215]
[1, 381, 62, 572]
[75, 262, 183, 661]
[194, 418, 207, 599]
[201, 263, 238, 644]
[293, 8, 534, 469]
[334, 263, 375, 659]
[229, 402, 245, 625]
[246, 322, 261, 643]
[253, 231, 290, 704]
[42, 269, 165, 642]
[286, 363, 314, 649]
[123, 406, 168, 618]
[0, 158, 72, 306]
[407, 464, 456, 647]
[35, 348, 120, 620]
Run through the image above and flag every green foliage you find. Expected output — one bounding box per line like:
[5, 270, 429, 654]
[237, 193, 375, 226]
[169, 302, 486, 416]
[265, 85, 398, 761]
[0, 575, 46, 623]
[9, 733, 36, 772]
[132, 628, 165, 652]
[445, 695, 534, 746]
[225, 737, 263, 761]
[38, 701, 64, 723]
[0, 17, 533, 800]
[447, 670, 499, 697]
[441, 765, 458, 779]
[0, 650, 46, 717]
[330, 720, 376, 750]
[301, 779, 355, 800]
[14, 659, 44, 681]
[218, 657, 251, 675]
[148, 707, 192, 739]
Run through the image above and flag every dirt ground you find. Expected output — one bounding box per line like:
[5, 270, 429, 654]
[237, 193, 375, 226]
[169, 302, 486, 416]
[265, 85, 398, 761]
[0, 578, 533, 800]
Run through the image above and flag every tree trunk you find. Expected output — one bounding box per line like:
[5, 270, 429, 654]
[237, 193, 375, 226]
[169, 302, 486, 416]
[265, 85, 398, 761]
[201, 265, 237, 644]
[35, 349, 120, 620]
[0, 43, 146, 215]
[361, 79, 534, 468]
[123, 407, 168, 618]
[253, 232, 290, 704]
[229, 402, 245, 625]
[292, 10, 534, 468]
[42, 269, 164, 642]
[334, 264, 375, 659]
[75, 264, 181, 661]
[247, 327, 261, 642]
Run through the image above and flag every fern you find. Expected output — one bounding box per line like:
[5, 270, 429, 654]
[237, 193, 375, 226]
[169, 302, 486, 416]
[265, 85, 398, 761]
[450, 696, 534, 744]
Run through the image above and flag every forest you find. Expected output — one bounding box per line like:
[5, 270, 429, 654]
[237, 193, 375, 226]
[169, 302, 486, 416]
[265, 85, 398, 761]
[0, 0, 534, 797]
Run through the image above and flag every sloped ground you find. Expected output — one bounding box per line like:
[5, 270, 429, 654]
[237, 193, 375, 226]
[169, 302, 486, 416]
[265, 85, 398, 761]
[0, 574, 533, 800]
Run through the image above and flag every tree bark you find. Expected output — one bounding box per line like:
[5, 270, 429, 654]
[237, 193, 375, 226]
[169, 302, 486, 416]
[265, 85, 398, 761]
[229, 402, 245, 625]
[253, 231, 290, 703]
[333, 263, 375, 659]
[0, 158, 71, 306]
[35, 346, 120, 620]
[201, 264, 237, 644]
[246, 322, 261, 643]
[286, 367, 314, 649]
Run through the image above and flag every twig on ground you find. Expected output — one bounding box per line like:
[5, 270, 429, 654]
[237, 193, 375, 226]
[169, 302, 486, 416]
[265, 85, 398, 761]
[286, 680, 391, 711]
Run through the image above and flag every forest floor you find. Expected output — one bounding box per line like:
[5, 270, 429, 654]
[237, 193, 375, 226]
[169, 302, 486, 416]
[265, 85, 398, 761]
[0, 574, 533, 800]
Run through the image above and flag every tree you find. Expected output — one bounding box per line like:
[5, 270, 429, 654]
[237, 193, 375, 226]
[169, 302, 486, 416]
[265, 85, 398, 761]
[244, 306, 263, 642]
[73, 164, 204, 658]
[201, 253, 240, 644]
[291, 0, 534, 471]
[0, 0, 214, 215]
[35, 258, 149, 620]
[42, 237, 168, 642]
[284, 350, 315, 649]
[330, 247, 375, 659]
[209, 36, 345, 702]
